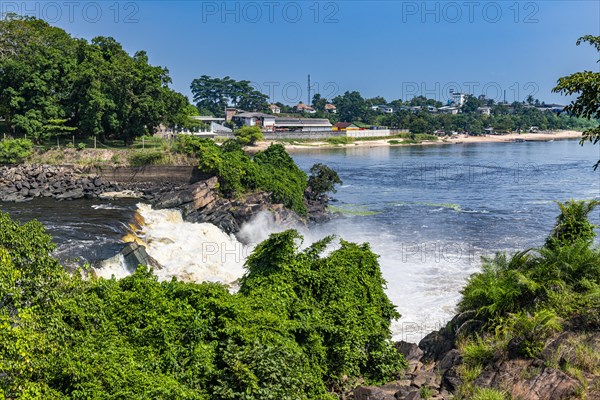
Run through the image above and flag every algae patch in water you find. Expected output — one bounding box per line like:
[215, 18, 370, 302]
[328, 204, 381, 216]
[395, 202, 463, 212]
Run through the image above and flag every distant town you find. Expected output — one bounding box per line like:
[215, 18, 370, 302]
[156, 88, 580, 140]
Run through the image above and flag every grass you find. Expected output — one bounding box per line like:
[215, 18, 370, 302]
[419, 385, 433, 399]
[472, 387, 508, 400]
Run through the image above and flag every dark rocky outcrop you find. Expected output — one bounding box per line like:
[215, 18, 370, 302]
[352, 328, 599, 400]
[153, 177, 307, 235]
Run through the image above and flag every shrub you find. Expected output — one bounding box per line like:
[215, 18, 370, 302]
[0, 213, 404, 398]
[307, 163, 343, 200]
[461, 337, 496, 367]
[0, 138, 33, 164]
[175, 137, 310, 214]
[128, 150, 165, 166]
[77, 142, 86, 150]
[234, 126, 264, 146]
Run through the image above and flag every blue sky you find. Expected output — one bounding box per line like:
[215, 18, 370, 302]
[8, 0, 600, 105]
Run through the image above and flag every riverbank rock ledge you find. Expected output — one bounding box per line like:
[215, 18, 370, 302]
[351, 326, 600, 400]
[0, 164, 121, 202]
[153, 177, 304, 235]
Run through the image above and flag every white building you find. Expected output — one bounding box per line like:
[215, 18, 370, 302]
[477, 106, 492, 115]
[232, 112, 276, 132]
[438, 106, 459, 115]
[452, 92, 466, 107]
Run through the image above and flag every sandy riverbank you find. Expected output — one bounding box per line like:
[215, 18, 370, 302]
[253, 130, 583, 152]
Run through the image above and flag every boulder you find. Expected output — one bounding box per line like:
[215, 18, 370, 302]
[354, 385, 401, 400]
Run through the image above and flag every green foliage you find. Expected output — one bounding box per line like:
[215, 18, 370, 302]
[0, 138, 33, 164]
[458, 200, 600, 360]
[190, 75, 269, 117]
[76, 142, 86, 151]
[234, 126, 264, 146]
[419, 385, 433, 399]
[326, 136, 354, 145]
[0, 212, 404, 398]
[502, 310, 562, 358]
[472, 387, 507, 400]
[545, 199, 599, 248]
[553, 35, 600, 169]
[128, 149, 166, 166]
[461, 337, 496, 367]
[307, 163, 343, 200]
[177, 137, 309, 214]
[0, 16, 189, 145]
[240, 231, 405, 386]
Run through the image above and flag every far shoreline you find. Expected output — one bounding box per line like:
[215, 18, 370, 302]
[252, 130, 583, 152]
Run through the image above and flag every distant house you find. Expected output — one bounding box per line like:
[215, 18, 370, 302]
[333, 122, 360, 131]
[536, 104, 564, 113]
[371, 105, 394, 113]
[225, 107, 240, 122]
[274, 118, 332, 132]
[477, 106, 492, 115]
[232, 112, 277, 132]
[484, 127, 496, 135]
[325, 103, 337, 113]
[427, 106, 438, 113]
[437, 106, 459, 115]
[268, 104, 281, 114]
[295, 103, 316, 114]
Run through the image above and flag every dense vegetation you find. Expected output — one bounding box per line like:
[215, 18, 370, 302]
[453, 200, 600, 396]
[176, 137, 310, 214]
[0, 138, 33, 164]
[191, 76, 269, 117]
[0, 15, 195, 145]
[0, 213, 404, 399]
[553, 35, 600, 169]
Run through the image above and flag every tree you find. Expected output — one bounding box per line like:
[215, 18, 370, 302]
[0, 16, 187, 145]
[332, 91, 368, 122]
[311, 93, 327, 112]
[553, 35, 600, 170]
[462, 95, 482, 114]
[234, 125, 264, 146]
[190, 76, 269, 117]
[306, 163, 342, 200]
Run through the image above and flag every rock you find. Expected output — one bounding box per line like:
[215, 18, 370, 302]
[511, 368, 581, 400]
[402, 391, 421, 400]
[121, 243, 162, 271]
[354, 385, 401, 400]
[56, 188, 84, 200]
[396, 341, 424, 363]
[419, 331, 454, 362]
[441, 367, 463, 392]
[437, 349, 462, 372]
[412, 371, 440, 389]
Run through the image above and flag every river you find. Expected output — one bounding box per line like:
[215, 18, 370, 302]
[2, 139, 598, 341]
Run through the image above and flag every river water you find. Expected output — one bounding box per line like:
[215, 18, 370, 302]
[1, 139, 598, 341]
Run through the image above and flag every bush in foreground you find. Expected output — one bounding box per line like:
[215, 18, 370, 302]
[0, 213, 404, 399]
[458, 200, 600, 359]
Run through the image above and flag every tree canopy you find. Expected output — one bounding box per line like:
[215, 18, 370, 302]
[0, 15, 191, 144]
[190, 76, 269, 117]
[0, 212, 404, 398]
[553, 35, 600, 169]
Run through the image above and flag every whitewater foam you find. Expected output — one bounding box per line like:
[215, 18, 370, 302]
[94, 204, 248, 286]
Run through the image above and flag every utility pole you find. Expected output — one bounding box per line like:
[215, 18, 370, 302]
[307, 74, 311, 105]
